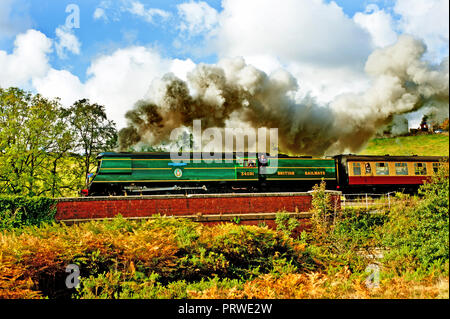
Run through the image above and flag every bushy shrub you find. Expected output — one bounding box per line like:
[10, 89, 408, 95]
[275, 212, 300, 237]
[381, 163, 449, 274]
[204, 223, 308, 279]
[303, 180, 388, 274]
[77, 272, 245, 299]
[333, 208, 387, 250]
[0, 196, 56, 230]
[0, 216, 316, 299]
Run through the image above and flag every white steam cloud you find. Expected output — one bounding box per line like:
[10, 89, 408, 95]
[119, 35, 449, 155]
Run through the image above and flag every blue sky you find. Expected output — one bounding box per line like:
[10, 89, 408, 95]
[0, 0, 448, 130]
[4, 0, 383, 80]
[21, 0, 226, 76]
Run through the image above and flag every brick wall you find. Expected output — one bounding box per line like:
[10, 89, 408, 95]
[55, 192, 341, 231]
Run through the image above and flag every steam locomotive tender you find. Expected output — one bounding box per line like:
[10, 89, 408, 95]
[82, 152, 447, 196]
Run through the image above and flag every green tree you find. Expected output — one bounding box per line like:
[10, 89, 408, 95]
[64, 99, 117, 186]
[44, 112, 78, 197]
[0, 87, 76, 196]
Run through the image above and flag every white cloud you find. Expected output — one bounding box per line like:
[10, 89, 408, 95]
[127, 1, 171, 23]
[287, 62, 371, 105]
[169, 58, 196, 81]
[172, 0, 447, 107]
[394, 0, 449, 61]
[93, 0, 170, 24]
[0, 29, 52, 89]
[353, 4, 398, 48]
[240, 55, 283, 75]
[93, 8, 107, 21]
[186, 0, 376, 104]
[54, 26, 81, 59]
[32, 69, 84, 106]
[3, 0, 448, 133]
[33, 45, 194, 128]
[177, 1, 219, 37]
[93, 1, 117, 22]
[1, 28, 195, 128]
[214, 0, 373, 68]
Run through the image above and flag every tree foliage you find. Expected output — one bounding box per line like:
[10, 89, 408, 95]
[0, 88, 117, 196]
[0, 88, 74, 195]
[64, 99, 117, 186]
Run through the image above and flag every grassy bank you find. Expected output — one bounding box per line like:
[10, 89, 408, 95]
[360, 133, 449, 156]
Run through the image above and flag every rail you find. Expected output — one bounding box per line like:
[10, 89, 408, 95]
[340, 192, 397, 209]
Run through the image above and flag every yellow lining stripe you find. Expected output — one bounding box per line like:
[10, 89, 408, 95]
[101, 166, 332, 170]
[102, 157, 329, 161]
[101, 167, 256, 170]
[284, 158, 331, 160]
[266, 178, 336, 181]
[93, 179, 259, 183]
[336, 161, 339, 181]
[102, 168, 169, 170]
[267, 167, 334, 169]
[185, 167, 254, 170]
[102, 158, 257, 161]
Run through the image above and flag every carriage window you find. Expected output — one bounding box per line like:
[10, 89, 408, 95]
[352, 163, 361, 175]
[414, 163, 427, 175]
[375, 162, 389, 175]
[432, 163, 439, 173]
[395, 163, 408, 175]
[364, 163, 372, 174]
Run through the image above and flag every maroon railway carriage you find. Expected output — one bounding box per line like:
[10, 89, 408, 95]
[334, 154, 448, 192]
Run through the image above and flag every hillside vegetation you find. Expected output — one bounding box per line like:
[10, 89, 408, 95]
[0, 164, 448, 299]
[360, 133, 449, 156]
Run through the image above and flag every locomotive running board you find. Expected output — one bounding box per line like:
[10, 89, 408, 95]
[123, 185, 207, 192]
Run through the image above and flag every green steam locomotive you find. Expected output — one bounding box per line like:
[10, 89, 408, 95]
[82, 152, 337, 196]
